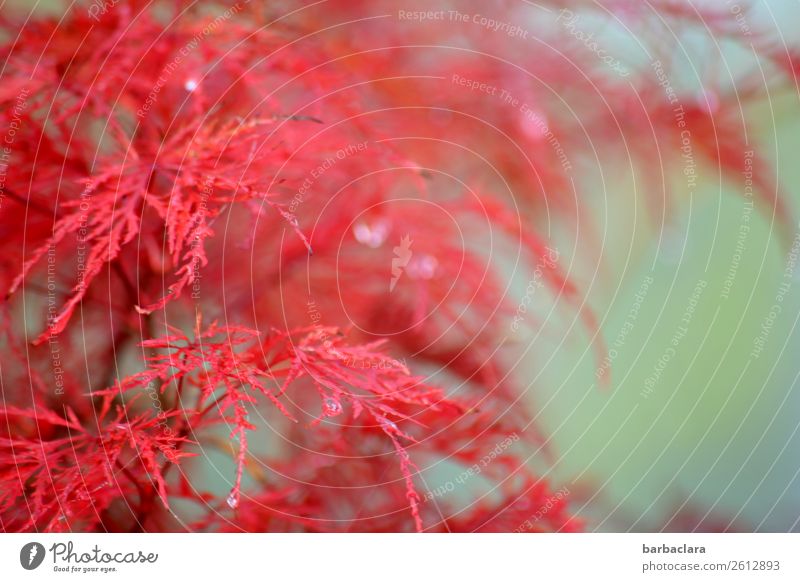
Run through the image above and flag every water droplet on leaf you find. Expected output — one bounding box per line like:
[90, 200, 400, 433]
[324, 397, 342, 416]
[379, 416, 398, 432]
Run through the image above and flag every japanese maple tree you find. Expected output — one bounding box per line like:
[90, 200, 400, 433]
[0, 0, 793, 532]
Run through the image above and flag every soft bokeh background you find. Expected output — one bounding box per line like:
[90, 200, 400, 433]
[521, 3, 800, 531]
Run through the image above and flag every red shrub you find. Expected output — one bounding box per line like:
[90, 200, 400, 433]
[0, 0, 792, 532]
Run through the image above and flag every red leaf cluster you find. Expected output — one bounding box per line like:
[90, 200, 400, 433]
[0, 0, 793, 532]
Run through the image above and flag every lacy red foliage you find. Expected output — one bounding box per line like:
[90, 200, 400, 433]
[0, 0, 793, 532]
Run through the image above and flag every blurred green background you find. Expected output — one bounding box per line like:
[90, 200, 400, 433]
[529, 82, 800, 531]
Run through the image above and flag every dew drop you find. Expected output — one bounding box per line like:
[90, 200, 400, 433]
[226, 492, 239, 509]
[379, 416, 398, 432]
[324, 397, 342, 416]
